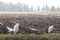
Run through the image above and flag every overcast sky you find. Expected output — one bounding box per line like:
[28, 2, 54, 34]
[0, 0, 60, 9]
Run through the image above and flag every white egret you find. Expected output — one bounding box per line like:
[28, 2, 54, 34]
[7, 23, 20, 34]
[28, 27, 39, 31]
[48, 25, 54, 33]
[13, 23, 20, 34]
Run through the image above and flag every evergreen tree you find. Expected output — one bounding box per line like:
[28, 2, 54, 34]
[37, 6, 40, 11]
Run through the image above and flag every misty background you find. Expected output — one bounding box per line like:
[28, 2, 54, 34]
[0, 1, 60, 12]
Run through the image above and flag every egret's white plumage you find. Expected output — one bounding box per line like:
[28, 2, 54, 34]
[7, 23, 20, 34]
[28, 27, 39, 31]
[48, 25, 54, 33]
[7, 27, 13, 32]
[13, 23, 20, 34]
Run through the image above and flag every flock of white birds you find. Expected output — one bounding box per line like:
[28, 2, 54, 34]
[6, 22, 54, 34]
[0, 22, 54, 34]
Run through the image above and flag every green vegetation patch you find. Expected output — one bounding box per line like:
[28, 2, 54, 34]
[0, 34, 60, 40]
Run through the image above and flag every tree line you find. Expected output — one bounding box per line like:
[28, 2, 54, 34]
[0, 1, 60, 12]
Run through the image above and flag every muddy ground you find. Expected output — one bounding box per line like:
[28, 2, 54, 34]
[0, 12, 60, 34]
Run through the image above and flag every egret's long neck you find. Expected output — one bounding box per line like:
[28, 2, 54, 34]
[15, 24, 19, 27]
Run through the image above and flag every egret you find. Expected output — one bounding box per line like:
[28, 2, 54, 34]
[7, 23, 20, 34]
[28, 27, 39, 31]
[48, 25, 54, 33]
